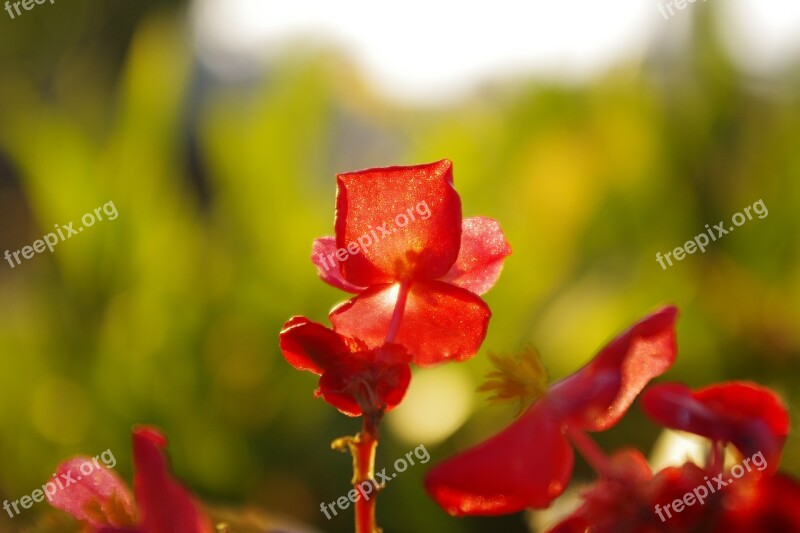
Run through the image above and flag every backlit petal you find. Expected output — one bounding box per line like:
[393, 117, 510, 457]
[548, 306, 679, 431]
[329, 280, 491, 366]
[49, 456, 136, 529]
[311, 237, 366, 293]
[440, 217, 511, 295]
[335, 160, 462, 286]
[425, 402, 573, 515]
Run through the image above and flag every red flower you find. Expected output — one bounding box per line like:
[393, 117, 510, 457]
[279, 316, 411, 416]
[547, 454, 721, 533]
[48, 426, 213, 533]
[548, 454, 800, 532]
[311, 160, 511, 366]
[549, 381, 797, 532]
[424, 306, 678, 516]
[641, 381, 789, 469]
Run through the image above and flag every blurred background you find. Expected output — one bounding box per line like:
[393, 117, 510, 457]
[1, 1, 799, 531]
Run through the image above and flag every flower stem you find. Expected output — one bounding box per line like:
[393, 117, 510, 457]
[336, 279, 407, 532]
[355, 411, 382, 533]
[333, 411, 383, 533]
[567, 427, 613, 478]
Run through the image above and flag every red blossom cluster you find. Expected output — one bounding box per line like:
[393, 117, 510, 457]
[46, 160, 513, 533]
[280, 160, 511, 415]
[425, 306, 680, 514]
[424, 307, 800, 532]
[44, 160, 798, 532]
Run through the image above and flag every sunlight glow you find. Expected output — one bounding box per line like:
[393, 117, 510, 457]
[649, 429, 709, 472]
[387, 365, 473, 445]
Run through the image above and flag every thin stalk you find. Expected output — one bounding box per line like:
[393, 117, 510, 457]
[354, 412, 381, 533]
[567, 427, 613, 478]
[337, 279, 411, 532]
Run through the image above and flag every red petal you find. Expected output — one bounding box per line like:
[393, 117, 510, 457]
[641, 382, 725, 436]
[644, 462, 711, 529]
[695, 383, 789, 463]
[718, 473, 800, 532]
[132, 427, 213, 533]
[335, 160, 462, 286]
[425, 402, 573, 515]
[316, 368, 363, 416]
[311, 237, 366, 293]
[604, 448, 653, 483]
[545, 449, 653, 533]
[374, 342, 413, 366]
[329, 280, 491, 366]
[279, 316, 351, 374]
[440, 217, 511, 295]
[48, 456, 136, 528]
[546, 515, 591, 533]
[375, 363, 412, 409]
[641, 381, 789, 467]
[547, 305, 678, 431]
[317, 358, 411, 417]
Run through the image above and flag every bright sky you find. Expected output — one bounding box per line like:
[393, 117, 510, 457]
[191, 0, 800, 102]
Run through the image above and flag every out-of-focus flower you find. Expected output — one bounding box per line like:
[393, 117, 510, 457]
[548, 381, 799, 532]
[425, 306, 678, 515]
[547, 449, 800, 533]
[49, 426, 213, 533]
[641, 381, 789, 469]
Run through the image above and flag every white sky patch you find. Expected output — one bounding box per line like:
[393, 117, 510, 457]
[191, 0, 800, 102]
[719, 0, 800, 76]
